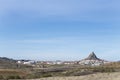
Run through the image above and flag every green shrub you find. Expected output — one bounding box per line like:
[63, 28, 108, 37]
[42, 74, 52, 77]
[0, 75, 4, 79]
[6, 75, 21, 79]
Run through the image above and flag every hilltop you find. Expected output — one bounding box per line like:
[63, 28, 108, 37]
[85, 52, 101, 60]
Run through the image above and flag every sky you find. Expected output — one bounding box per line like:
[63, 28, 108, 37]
[0, 0, 120, 61]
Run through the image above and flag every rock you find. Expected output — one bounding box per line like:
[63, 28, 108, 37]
[85, 52, 101, 60]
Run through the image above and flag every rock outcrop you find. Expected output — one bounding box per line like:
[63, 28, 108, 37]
[85, 52, 101, 60]
[78, 52, 109, 66]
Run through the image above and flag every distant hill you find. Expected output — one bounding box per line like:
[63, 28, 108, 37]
[78, 52, 109, 66]
[0, 57, 32, 69]
[0, 57, 18, 68]
[0, 57, 16, 63]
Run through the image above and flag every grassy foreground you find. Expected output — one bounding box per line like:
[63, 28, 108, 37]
[24, 72, 120, 80]
[0, 62, 120, 79]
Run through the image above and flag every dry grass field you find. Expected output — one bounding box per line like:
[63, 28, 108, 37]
[25, 72, 120, 80]
[0, 69, 29, 79]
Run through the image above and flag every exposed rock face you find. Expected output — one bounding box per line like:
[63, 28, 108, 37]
[78, 52, 109, 66]
[85, 52, 100, 60]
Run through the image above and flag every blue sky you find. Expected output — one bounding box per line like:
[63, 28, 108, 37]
[0, 0, 120, 61]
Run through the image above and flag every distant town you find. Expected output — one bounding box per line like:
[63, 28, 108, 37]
[16, 52, 110, 67]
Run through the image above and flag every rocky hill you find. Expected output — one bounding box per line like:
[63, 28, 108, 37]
[78, 52, 109, 66]
[84, 52, 101, 60]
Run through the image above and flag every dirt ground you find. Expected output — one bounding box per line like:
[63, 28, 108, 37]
[26, 72, 120, 80]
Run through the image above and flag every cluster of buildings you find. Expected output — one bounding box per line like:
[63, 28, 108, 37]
[78, 59, 109, 66]
[17, 60, 35, 65]
[17, 60, 77, 65]
[37, 61, 77, 65]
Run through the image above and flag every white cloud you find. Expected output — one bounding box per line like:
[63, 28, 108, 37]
[18, 39, 61, 44]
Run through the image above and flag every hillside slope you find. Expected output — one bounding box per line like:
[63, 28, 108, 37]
[0, 57, 32, 69]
